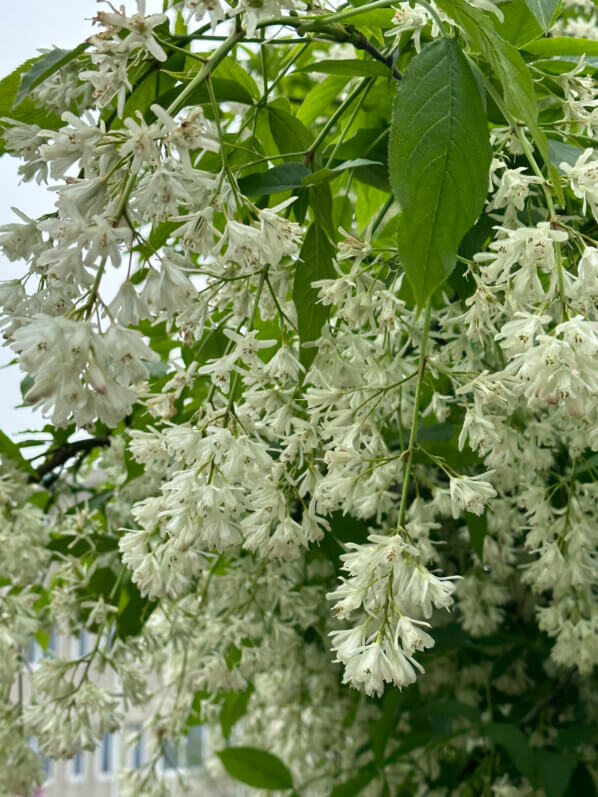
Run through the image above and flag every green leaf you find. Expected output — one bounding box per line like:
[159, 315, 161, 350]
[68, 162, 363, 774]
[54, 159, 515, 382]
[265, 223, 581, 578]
[14, 43, 88, 107]
[116, 581, 157, 640]
[296, 59, 389, 78]
[155, 77, 254, 112]
[330, 763, 377, 797]
[465, 511, 488, 560]
[567, 764, 598, 797]
[220, 686, 254, 738]
[238, 162, 310, 196]
[27, 490, 51, 510]
[523, 36, 598, 57]
[417, 423, 456, 443]
[524, 0, 559, 32]
[293, 223, 336, 370]
[118, 71, 175, 128]
[309, 183, 335, 241]
[535, 750, 578, 797]
[217, 747, 293, 790]
[212, 56, 260, 100]
[483, 723, 536, 782]
[435, 0, 550, 169]
[0, 60, 62, 154]
[302, 159, 382, 186]
[389, 38, 491, 306]
[371, 688, 400, 765]
[547, 139, 585, 171]
[268, 104, 313, 156]
[495, 0, 543, 46]
[0, 429, 37, 477]
[297, 75, 346, 127]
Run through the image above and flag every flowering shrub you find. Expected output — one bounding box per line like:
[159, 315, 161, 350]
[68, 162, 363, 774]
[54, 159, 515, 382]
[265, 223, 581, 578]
[0, 0, 597, 794]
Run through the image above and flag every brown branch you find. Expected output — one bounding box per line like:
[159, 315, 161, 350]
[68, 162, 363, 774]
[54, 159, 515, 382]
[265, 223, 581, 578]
[350, 31, 402, 81]
[33, 436, 111, 482]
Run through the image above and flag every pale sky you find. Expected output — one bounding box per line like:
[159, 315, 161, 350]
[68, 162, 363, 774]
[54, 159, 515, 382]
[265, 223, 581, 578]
[0, 1, 163, 437]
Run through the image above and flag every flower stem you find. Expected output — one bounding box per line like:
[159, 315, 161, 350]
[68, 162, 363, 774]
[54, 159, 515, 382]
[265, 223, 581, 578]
[306, 77, 374, 163]
[166, 27, 244, 118]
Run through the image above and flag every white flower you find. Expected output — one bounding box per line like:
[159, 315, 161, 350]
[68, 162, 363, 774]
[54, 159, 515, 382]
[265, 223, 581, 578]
[561, 148, 598, 221]
[449, 473, 497, 519]
[385, 3, 431, 52]
[258, 201, 303, 267]
[394, 615, 435, 657]
[488, 167, 543, 211]
[95, 0, 168, 62]
[118, 113, 161, 172]
[494, 311, 550, 357]
[341, 639, 418, 696]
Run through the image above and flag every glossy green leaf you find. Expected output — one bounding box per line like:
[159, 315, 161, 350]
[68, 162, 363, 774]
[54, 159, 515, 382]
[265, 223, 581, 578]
[237, 162, 310, 195]
[0, 428, 37, 477]
[296, 59, 389, 78]
[436, 0, 537, 123]
[155, 77, 255, 112]
[435, 0, 559, 198]
[524, 0, 559, 32]
[297, 75, 346, 127]
[523, 36, 598, 57]
[483, 723, 536, 782]
[14, 43, 88, 107]
[293, 223, 336, 369]
[547, 139, 585, 171]
[371, 688, 400, 765]
[302, 158, 381, 186]
[212, 56, 260, 99]
[495, 0, 543, 46]
[268, 103, 313, 155]
[465, 511, 488, 560]
[217, 747, 293, 790]
[389, 38, 491, 306]
[329, 763, 377, 797]
[220, 686, 253, 738]
[0, 59, 62, 154]
[535, 750, 578, 797]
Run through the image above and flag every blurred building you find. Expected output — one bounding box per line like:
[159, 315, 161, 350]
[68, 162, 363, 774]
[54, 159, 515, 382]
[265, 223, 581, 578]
[27, 629, 237, 797]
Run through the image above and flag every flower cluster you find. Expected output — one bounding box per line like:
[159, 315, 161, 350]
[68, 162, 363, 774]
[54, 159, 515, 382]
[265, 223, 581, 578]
[0, 0, 597, 795]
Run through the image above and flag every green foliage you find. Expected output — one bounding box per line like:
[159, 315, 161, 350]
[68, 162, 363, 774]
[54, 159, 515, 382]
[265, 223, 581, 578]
[0, 428, 37, 477]
[293, 222, 336, 369]
[464, 511, 488, 560]
[1, 2, 596, 795]
[217, 747, 294, 790]
[523, 36, 598, 56]
[524, 0, 560, 32]
[389, 38, 491, 306]
[13, 43, 88, 107]
[296, 59, 390, 78]
[0, 59, 62, 153]
[238, 162, 310, 195]
[219, 685, 254, 738]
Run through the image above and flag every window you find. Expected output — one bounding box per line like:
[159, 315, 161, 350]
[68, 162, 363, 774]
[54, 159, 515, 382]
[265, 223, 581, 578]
[128, 725, 144, 769]
[160, 727, 204, 772]
[185, 726, 203, 768]
[29, 737, 53, 782]
[106, 625, 116, 649]
[43, 756, 53, 779]
[161, 739, 179, 771]
[78, 630, 88, 657]
[47, 626, 58, 655]
[98, 732, 114, 776]
[27, 627, 59, 666]
[70, 751, 85, 780]
[26, 638, 39, 665]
